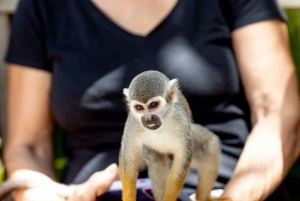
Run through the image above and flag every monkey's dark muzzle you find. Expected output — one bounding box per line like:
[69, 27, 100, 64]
[141, 114, 162, 130]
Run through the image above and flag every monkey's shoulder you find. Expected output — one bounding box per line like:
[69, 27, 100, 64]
[172, 104, 192, 123]
[174, 92, 192, 120]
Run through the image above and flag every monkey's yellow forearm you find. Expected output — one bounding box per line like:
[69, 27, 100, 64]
[222, 112, 300, 201]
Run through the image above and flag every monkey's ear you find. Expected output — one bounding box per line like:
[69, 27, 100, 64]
[123, 88, 130, 102]
[123, 88, 129, 98]
[167, 79, 179, 101]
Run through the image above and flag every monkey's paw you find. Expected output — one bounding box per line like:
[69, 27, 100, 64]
[189, 189, 232, 201]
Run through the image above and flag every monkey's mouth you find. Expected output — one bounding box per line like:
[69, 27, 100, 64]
[145, 123, 162, 130]
[141, 114, 162, 130]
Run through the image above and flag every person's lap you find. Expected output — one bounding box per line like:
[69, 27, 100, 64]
[64, 148, 290, 201]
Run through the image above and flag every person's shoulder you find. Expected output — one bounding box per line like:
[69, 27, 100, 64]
[17, 0, 57, 11]
[216, 0, 286, 31]
[20, 0, 68, 11]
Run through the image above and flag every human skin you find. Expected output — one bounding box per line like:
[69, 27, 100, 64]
[221, 19, 300, 201]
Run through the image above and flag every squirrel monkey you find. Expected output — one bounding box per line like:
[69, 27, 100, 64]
[119, 71, 229, 201]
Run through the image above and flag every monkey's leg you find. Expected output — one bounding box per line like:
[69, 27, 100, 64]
[143, 146, 169, 201]
[191, 123, 221, 201]
[162, 148, 192, 201]
[194, 152, 220, 201]
[119, 145, 140, 201]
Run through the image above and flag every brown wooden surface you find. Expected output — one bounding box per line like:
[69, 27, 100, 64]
[0, 0, 18, 14]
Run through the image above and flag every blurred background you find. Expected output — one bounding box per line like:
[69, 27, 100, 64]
[0, 0, 299, 200]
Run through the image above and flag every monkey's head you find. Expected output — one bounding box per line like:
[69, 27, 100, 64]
[123, 71, 179, 130]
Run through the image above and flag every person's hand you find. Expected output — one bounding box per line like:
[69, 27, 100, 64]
[11, 169, 73, 201]
[14, 188, 66, 201]
[11, 163, 118, 201]
[68, 163, 118, 201]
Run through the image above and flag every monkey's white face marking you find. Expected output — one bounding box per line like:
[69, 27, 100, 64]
[130, 96, 167, 120]
[128, 96, 168, 130]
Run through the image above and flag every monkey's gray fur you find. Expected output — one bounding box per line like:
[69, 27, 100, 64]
[120, 70, 221, 201]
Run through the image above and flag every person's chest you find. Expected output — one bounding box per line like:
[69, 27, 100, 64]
[45, 0, 241, 128]
[90, 0, 179, 36]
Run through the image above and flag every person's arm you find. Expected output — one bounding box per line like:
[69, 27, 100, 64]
[222, 19, 300, 200]
[4, 64, 55, 177]
[3, 64, 58, 200]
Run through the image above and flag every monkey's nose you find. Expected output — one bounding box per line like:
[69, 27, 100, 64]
[144, 114, 153, 122]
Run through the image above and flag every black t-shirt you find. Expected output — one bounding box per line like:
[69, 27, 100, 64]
[6, 0, 285, 188]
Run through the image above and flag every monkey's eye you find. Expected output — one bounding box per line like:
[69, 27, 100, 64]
[135, 105, 144, 110]
[149, 102, 158, 109]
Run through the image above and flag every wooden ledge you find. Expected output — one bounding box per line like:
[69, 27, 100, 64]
[0, 0, 19, 14]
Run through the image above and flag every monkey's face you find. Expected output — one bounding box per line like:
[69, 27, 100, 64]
[130, 96, 167, 130]
[123, 72, 178, 130]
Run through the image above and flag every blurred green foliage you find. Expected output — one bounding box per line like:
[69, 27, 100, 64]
[286, 9, 300, 87]
[54, 127, 68, 180]
[285, 9, 300, 178]
[284, 9, 300, 201]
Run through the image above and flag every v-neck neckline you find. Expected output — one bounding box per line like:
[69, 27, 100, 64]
[86, 0, 183, 41]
